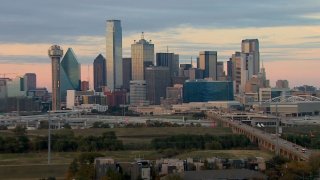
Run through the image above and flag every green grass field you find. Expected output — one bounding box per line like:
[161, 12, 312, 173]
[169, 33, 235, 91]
[24, 127, 233, 144]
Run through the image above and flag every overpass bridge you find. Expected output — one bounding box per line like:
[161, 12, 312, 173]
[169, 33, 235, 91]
[207, 112, 312, 161]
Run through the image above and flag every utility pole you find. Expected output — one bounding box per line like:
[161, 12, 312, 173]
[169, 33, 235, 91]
[276, 103, 279, 156]
[48, 111, 51, 164]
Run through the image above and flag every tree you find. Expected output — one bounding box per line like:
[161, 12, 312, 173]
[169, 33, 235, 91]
[12, 125, 26, 136]
[66, 152, 104, 180]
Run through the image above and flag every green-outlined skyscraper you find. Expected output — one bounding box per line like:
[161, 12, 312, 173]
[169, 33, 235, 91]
[60, 48, 81, 102]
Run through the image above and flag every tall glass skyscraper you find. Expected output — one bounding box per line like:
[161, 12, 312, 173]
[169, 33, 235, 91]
[131, 33, 154, 80]
[60, 48, 81, 102]
[93, 54, 106, 92]
[106, 20, 123, 91]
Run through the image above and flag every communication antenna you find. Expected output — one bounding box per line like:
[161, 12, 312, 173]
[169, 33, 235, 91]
[166, 46, 169, 53]
[141, 32, 144, 39]
[191, 56, 193, 68]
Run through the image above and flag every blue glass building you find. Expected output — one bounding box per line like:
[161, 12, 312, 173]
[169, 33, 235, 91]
[60, 48, 81, 102]
[183, 80, 234, 103]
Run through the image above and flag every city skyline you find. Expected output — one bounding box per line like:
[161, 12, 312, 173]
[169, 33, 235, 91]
[0, 0, 319, 89]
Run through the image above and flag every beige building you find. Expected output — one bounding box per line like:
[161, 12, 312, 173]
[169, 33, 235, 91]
[199, 51, 217, 80]
[227, 52, 242, 94]
[131, 33, 154, 80]
[276, 80, 289, 89]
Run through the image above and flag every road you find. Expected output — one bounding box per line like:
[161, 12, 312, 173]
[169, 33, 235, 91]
[209, 113, 312, 161]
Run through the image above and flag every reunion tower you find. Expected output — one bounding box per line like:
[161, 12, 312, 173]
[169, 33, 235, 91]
[48, 45, 63, 111]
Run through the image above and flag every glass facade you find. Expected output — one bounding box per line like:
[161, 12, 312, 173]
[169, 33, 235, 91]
[106, 20, 122, 91]
[60, 48, 81, 101]
[183, 80, 234, 103]
[156, 53, 179, 78]
[93, 54, 106, 92]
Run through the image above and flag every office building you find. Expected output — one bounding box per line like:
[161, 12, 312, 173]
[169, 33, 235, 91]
[180, 64, 192, 70]
[145, 66, 171, 105]
[241, 39, 260, 75]
[0, 78, 9, 99]
[104, 90, 126, 107]
[60, 48, 81, 102]
[259, 88, 291, 102]
[23, 73, 36, 90]
[81, 81, 89, 91]
[217, 61, 227, 80]
[129, 80, 148, 105]
[106, 20, 123, 91]
[166, 84, 183, 101]
[276, 80, 289, 89]
[156, 53, 179, 78]
[227, 52, 242, 94]
[183, 80, 234, 103]
[7, 77, 26, 97]
[122, 58, 132, 91]
[131, 33, 154, 80]
[93, 54, 106, 92]
[48, 45, 63, 111]
[198, 51, 217, 80]
[189, 68, 204, 80]
[240, 53, 254, 93]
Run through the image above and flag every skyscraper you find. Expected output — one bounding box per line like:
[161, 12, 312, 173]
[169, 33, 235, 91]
[48, 45, 63, 111]
[156, 53, 179, 78]
[122, 58, 132, 91]
[93, 54, 106, 92]
[23, 73, 36, 91]
[106, 20, 123, 91]
[145, 66, 171, 105]
[198, 51, 217, 80]
[227, 52, 242, 94]
[131, 33, 154, 80]
[60, 48, 81, 102]
[241, 39, 260, 75]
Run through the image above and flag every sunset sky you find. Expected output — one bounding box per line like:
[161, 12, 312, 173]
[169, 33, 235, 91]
[0, 0, 319, 90]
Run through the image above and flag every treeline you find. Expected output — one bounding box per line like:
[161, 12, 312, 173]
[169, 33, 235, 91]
[0, 130, 123, 153]
[283, 133, 320, 149]
[151, 134, 254, 150]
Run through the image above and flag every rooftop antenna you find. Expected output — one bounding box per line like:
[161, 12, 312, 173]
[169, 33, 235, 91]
[191, 56, 193, 68]
[141, 32, 144, 39]
[261, 58, 264, 69]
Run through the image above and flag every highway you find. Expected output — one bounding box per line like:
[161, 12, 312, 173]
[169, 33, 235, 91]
[208, 112, 312, 161]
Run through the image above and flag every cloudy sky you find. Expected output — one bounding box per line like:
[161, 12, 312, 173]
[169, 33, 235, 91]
[0, 0, 319, 89]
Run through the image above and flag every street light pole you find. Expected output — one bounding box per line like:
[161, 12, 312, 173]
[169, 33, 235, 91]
[48, 111, 51, 164]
